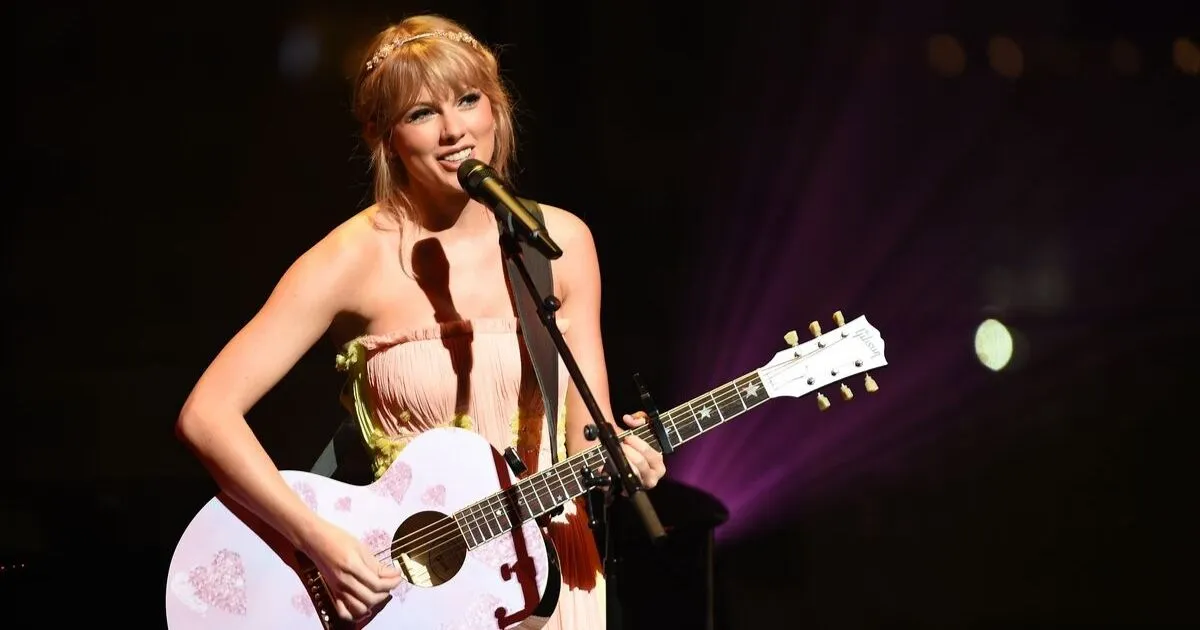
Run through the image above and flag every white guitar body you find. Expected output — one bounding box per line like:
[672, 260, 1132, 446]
[166, 427, 559, 630]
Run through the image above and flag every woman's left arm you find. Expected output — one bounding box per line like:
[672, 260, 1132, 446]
[544, 205, 665, 488]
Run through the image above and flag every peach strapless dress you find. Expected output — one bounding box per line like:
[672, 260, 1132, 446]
[336, 317, 605, 630]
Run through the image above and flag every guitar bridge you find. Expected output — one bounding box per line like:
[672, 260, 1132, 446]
[297, 552, 337, 630]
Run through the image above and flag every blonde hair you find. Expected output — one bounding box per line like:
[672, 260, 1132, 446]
[352, 15, 516, 220]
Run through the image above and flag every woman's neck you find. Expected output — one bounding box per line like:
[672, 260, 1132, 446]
[404, 186, 493, 237]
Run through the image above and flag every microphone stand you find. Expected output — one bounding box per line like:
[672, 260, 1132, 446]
[497, 226, 666, 543]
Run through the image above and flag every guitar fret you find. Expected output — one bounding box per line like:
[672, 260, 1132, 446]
[707, 389, 727, 422]
[466, 504, 483, 547]
[511, 486, 528, 522]
[731, 379, 749, 412]
[582, 451, 602, 477]
[515, 483, 535, 522]
[473, 501, 487, 544]
[660, 412, 679, 444]
[501, 489, 516, 528]
[689, 398, 720, 432]
[492, 497, 509, 534]
[462, 506, 484, 547]
[480, 500, 496, 540]
[540, 471, 557, 507]
[740, 374, 767, 410]
[672, 412, 691, 446]
[664, 410, 691, 443]
[688, 404, 703, 434]
[666, 419, 681, 447]
[478, 504, 491, 545]
[551, 469, 570, 506]
[492, 496, 512, 532]
[479, 499, 494, 542]
[571, 468, 587, 496]
[717, 382, 745, 418]
[528, 478, 546, 515]
[534, 471, 553, 511]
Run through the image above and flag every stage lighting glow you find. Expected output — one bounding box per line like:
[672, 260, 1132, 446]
[987, 36, 1024, 79]
[974, 318, 1013, 371]
[280, 24, 321, 80]
[1174, 37, 1199, 75]
[927, 35, 966, 77]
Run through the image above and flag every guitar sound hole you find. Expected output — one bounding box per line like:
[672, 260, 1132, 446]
[391, 510, 467, 588]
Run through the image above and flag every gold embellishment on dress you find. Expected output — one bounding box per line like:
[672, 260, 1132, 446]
[334, 341, 364, 373]
[334, 338, 399, 479]
[366, 431, 414, 478]
[555, 401, 568, 462]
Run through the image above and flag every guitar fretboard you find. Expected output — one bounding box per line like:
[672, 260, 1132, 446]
[452, 371, 769, 549]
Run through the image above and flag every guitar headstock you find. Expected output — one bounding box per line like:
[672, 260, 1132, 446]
[757, 310, 887, 410]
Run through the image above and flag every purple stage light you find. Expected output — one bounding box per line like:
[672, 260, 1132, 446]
[657, 4, 1194, 544]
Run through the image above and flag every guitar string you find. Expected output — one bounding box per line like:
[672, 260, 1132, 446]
[306, 338, 868, 594]
[302, 435, 614, 590]
[365, 444, 612, 568]
[367, 341, 862, 567]
[363, 342, 860, 567]
[369, 384, 742, 564]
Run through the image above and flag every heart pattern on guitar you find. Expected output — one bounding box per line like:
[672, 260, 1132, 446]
[290, 592, 315, 618]
[421, 483, 447, 507]
[371, 461, 413, 504]
[291, 481, 318, 511]
[186, 549, 248, 616]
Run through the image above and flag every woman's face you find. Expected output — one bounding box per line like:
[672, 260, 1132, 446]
[390, 86, 496, 197]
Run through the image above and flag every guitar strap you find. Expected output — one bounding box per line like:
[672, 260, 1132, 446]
[310, 198, 561, 481]
[504, 198, 561, 466]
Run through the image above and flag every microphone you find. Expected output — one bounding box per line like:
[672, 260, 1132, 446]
[457, 159, 563, 260]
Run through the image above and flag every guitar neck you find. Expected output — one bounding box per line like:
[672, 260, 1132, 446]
[452, 371, 769, 549]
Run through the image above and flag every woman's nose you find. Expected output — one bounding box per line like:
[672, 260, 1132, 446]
[441, 110, 466, 142]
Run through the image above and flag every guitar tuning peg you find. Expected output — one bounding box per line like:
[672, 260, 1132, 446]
[833, 310, 845, 327]
[839, 383, 853, 400]
[816, 392, 831, 411]
[864, 373, 879, 393]
[784, 330, 799, 347]
[808, 321, 822, 337]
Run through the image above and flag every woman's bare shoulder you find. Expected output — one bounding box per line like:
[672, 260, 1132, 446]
[303, 205, 392, 270]
[273, 205, 396, 309]
[534, 201, 593, 248]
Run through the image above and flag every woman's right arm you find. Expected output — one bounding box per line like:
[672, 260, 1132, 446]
[176, 228, 355, 546]
[175, 218, 401, 620]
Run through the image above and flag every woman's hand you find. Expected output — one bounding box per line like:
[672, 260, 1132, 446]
[617, 411, 666, 489]
[300, 519, 405, 622]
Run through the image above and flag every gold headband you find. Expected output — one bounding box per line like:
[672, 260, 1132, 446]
[364, 30, 481, 73]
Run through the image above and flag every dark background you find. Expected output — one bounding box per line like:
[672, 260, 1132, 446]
[4, 0, 1198, 627]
